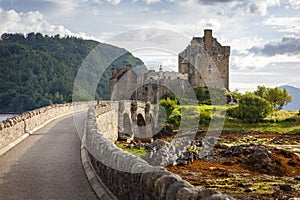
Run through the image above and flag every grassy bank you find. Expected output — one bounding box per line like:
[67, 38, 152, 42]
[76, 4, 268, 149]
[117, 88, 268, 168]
[168, 105, 300, 134]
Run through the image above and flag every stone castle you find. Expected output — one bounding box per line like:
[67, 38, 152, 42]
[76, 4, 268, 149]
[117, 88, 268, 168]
[179, 29, 230, 89]
[110, 29, 230, 104]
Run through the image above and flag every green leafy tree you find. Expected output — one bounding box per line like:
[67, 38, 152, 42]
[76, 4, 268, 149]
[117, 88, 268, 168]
[228, 92, 273, 123]
[254, 86, 292, 110]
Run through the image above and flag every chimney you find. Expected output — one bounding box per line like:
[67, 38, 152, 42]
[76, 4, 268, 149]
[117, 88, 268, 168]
[224, 46, 230, 57]
[112, 68, 115, 76]
[204, 29, 213, 52]
[126, 64, 132, 71]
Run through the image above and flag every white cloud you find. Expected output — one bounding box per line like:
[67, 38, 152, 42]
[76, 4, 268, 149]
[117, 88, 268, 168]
[264, 16, 300, 35]
[230, 36, 265, 53]
[247, 0, 280, 15]
[143, 0, 160, 4]
[132, 49, 177, 71]
[0, 7, 90, 38]
[230, 62, 300, 92]
[125, 18, 222, 37]
[91, 0, 122, 5]
[286, 0, 300, 9]
[232, 50, 300, 71]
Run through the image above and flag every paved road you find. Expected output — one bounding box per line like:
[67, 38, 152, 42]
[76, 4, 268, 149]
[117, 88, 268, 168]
[0, 113, 98, 200]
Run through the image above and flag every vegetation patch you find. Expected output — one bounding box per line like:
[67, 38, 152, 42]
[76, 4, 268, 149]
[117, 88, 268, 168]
[116, 142, 147, 158]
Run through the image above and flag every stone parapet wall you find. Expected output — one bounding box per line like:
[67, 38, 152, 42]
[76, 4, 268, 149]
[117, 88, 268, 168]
[85, 102, 235, 200]
[0, 102, 92, 152]
[94, 101, 119, 142]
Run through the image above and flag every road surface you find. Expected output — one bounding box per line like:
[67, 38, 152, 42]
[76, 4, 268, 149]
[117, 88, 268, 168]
[0, 113, 98, 200]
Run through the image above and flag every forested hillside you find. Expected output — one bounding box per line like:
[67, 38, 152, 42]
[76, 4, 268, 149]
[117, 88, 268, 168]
[0, 33, 143, 112]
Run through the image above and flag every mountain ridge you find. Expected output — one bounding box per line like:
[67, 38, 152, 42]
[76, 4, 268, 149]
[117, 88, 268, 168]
[279, 85, 300, 110]
[0, 32, 144, 112]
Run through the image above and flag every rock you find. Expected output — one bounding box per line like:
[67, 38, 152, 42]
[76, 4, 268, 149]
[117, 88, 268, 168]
[237, 183, 246, 188]
[288, 160, 296, 166]
[295, 176, 300, 181]
[223, 146, 243, 157]
[242, 145, 283, 175]
[244, 188, 252, 192]
[205, 194, 236, 200]
[279, 184, 293, 191]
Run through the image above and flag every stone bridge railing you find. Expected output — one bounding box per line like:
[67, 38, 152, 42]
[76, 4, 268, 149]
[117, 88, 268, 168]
[84, 101, 234, 200]
[0, 102, 92, 156]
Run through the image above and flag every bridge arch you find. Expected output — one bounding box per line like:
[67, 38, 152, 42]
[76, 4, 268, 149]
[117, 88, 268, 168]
[137, 113, 146, 126]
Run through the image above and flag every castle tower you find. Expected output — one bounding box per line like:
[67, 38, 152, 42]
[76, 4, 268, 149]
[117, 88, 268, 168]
[178, 29, 230, 90]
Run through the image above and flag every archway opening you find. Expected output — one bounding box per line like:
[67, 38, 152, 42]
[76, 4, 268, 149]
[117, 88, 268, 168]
[137, 113, 146, 127]
[118, 113, 132, 141]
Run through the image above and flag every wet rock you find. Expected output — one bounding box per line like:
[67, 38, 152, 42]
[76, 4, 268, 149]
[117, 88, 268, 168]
[177, 151, 194, 165]
[223, 146, 244, 157]
[279, 184, 293, 191]
[244, 188, 252, 192]
[295, 176, 300, 181]
[143, 139, 196, 166]
[237, 183, 246, 188]
[242, 145, 282, 175]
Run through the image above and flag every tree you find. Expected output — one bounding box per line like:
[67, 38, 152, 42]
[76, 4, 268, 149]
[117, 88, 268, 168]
[228, 92, 273, 123]
[254, 86, 292, 110]
[254, 85, 268, 99]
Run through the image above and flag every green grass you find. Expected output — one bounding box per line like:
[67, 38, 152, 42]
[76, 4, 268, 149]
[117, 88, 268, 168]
[167, 105, 300, 134]
[223, 113, 300, 134]
[202, 175, 292, 194]
[116, 143, 147, 158]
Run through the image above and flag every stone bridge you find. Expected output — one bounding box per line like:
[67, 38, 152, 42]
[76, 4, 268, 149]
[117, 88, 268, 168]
[93, 100, 159, 143]
[0, 101, 234, 200]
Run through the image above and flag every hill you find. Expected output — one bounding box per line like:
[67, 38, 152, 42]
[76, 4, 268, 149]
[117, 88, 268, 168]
[0, 33, 143, 112]
[279, 85, 300, 110]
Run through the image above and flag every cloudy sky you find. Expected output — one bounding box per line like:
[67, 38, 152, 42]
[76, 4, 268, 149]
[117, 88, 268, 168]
[0, 0, 300, 92]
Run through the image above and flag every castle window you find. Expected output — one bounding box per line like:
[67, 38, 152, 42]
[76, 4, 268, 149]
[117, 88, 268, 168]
[208, 65, 212, 75]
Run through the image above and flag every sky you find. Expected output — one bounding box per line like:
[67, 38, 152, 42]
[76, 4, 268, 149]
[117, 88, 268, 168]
[0, 0, 300, 92]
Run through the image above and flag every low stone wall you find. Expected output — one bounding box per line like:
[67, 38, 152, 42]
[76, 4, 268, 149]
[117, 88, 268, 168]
[85, 101, 235, 200]
[94, 102, 119, 142]
[0, 103, 89, 153]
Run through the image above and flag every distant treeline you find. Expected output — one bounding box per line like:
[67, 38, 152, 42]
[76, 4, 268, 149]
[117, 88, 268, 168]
[0, 33, 143, 112]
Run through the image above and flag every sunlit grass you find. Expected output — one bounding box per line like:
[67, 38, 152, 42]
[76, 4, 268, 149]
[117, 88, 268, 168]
[167, 105, 300, 134]
[116, 143, 147, 157]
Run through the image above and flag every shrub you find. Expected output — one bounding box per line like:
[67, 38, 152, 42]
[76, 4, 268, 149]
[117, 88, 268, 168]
[228, 92, 273, 123]
[159, 98, 179, 118]
[167, 109, 181, 127]
[198, 107, 212, 125]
